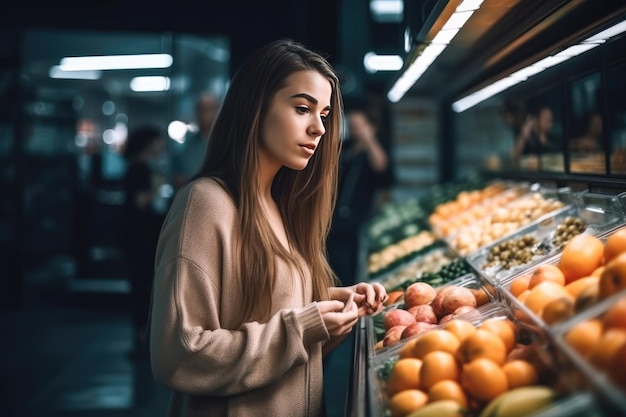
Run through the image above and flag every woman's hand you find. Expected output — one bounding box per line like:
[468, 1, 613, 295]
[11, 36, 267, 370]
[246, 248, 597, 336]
[317, 300, 359, 337]
[329, 282, 387, 317]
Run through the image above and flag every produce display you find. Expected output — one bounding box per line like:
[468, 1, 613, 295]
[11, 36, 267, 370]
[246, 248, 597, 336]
[449, 192, 566, 255]
[371, 313, 571, 417]
[469, 213, 589, 283]
[504, 227, 626, 327]
[373, 246, 457, 293]
[371, 277, 493, 351]
[368, 230, 437, 277]
[355, 180, 626, 417]
[366, 199, 428, 254]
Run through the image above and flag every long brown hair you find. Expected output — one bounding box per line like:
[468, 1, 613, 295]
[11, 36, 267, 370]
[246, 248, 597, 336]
[196, 39, 343, 322]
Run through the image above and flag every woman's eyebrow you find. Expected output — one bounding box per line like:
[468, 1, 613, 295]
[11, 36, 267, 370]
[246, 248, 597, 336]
[290, 93, 331, 111]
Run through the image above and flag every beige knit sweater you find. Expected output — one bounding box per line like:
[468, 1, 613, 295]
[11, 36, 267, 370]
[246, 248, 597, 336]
[149, 177, 331, 417]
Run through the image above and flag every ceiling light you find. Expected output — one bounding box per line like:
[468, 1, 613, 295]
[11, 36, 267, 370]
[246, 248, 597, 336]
[49, 66, 101, 80]
[584, 19, 626, 42]
[130, 76, 171, 92]
[59, 54, 173, 71]
[387, 2, 481, 103]
[452, 19, 625, 113]
[370, 0, 404, 22]
[456, 0, 484, 12]
[364, 53, 404, 73]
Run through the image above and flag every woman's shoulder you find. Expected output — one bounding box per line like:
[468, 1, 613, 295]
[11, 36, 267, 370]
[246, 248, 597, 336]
[179, 177, 235, 210]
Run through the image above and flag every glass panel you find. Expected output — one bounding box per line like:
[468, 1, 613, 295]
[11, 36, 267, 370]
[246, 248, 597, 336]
[607, 63, 626, 175]
[512, 85, 565, 172]
[567, 72, 606, 174]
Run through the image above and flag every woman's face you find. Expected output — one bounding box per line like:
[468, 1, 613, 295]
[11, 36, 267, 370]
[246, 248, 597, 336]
[260, 70, 332, 171]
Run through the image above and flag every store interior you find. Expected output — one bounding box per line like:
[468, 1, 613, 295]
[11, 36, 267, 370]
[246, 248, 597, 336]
[1, 0, 626, 416]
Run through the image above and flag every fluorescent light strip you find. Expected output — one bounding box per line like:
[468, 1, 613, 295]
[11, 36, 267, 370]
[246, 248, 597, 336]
[452, 18, 626, 113]
[388, 0, 481, 102]
[60, 54, 173, 71]
[364, 52, 404, 73]
[49, 65, 102, 80]
[130, 76, 171, 92]
[452, 43, 601, 113]
[370, 0, 403, 16]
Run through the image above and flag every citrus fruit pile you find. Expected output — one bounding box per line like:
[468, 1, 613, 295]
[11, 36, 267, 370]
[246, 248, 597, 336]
[507, 226, 626, 325]
[383, 317, 556, 417]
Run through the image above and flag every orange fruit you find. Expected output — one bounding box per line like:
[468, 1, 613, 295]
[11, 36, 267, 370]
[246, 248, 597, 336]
[457, 329, 507, 365]
[608, 342, 626, 388]
[470, 287, 491, 307]
[541, 296, 575, 324]
[603, 297, 626, 330]
[502, 359, 539, 388]
[461, 358, 509, 402]
[599, 252, 626, 299]
[509, 274, 531, 297]
[574, 281, 600, 313]
[442, 319, 477, 343]
[412, 330, 460, 359]
[591, 266, 605, 277]
[399, 338, 420, 359]
[524, 281, 572, 316]
[564, 318, 603, 358]
[428, 379, 468, 407]
[564, 276, 599, 298]
[589, 328, 626, 370]
[516, 289, 530, 303]
[386, 358, 423, 397]
[479, 318, 517, 353]
[420, 351, 460, 390]
[528, 264, 565, 289]
[604, 226, 626, 264]
[387, 389, 428, 417]
[386, 290, 404, 306]
[558, 234, 605, 284]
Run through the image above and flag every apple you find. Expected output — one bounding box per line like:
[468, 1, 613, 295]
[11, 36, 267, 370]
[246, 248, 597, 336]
[383, 308, 416, 331]
[402, 322, 437, 339]
[404, 282, 437, 308]
[442, 286, 477, 315]
[383, 325, 407, 347]
[438, 313, 454, 325]
[408, 304, 438, 324]
[432, 286, 455, 318]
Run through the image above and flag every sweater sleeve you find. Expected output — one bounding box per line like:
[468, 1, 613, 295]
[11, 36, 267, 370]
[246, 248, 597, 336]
[149, 180, 330, 396]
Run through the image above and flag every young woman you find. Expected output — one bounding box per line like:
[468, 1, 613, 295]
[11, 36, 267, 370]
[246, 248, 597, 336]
[149, 39, 387, 417]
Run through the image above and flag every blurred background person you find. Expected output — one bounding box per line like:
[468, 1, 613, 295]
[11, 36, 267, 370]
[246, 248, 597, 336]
[122, 125, 167, 359]
[327, 103, 394, 287]
[170, 93, 220, 191]
[570, 111, 604, 152]
[513, 105, 562, 160]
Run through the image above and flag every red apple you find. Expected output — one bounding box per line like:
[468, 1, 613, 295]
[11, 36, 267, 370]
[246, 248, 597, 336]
[402, 322, 437, 339]
[408, 304, 438, 324]
[442, 286, 477, 315]
[383, 308, 416, 331]
[383, 325, 407, 347]
[404, 282, 437, 308]
[432, 286, 455, 318]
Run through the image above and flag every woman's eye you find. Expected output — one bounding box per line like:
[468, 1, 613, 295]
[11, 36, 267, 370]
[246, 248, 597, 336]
[320, 114, 328, 124]
[296, 106, 309, 114]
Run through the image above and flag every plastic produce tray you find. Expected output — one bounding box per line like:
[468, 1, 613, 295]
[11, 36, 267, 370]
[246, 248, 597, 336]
[365, 303, 589, 417]
[444, 184, 573, 256]
[366, 271, 499, 359]
[549, 290, 626, 415]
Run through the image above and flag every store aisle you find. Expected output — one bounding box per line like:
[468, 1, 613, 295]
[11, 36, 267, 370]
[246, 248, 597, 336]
[0, 275, 170, 417]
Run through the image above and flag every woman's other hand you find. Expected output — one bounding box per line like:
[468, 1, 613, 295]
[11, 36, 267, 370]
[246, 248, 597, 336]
[329, 282, 387, 317]
[317, 300, 359, 337]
